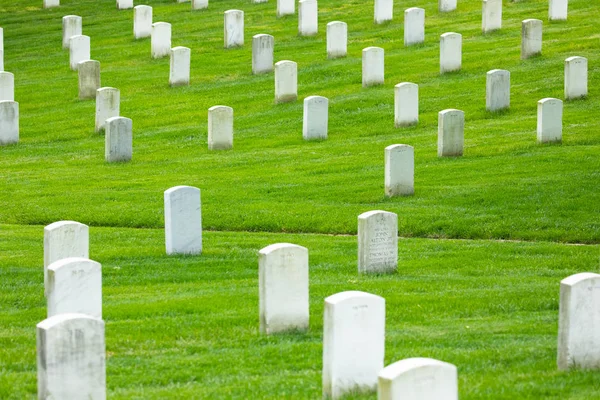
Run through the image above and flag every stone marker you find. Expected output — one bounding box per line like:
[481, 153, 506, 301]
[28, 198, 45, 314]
[95, 87, 120, 132]
[134, 5, 152, 39]
[438, 109, 464, 157]
[151, 22, 171, 59]
[537, 98, 562, 143]
[252, 34, 274, 75]
[378, 358, 458, 400]
[78, 60, 101, 100]
[374, 0, 393, 24]
[37, 314, 106, 400]
[47, 257, 102, 319]
[116, 0, 133, 10]
[208, 105, 233, 150]
[277, 0, 294, 17]
[69, 35, 90, 71]
[327, 21, 347, 59]
[0, 100, 18, 145]
[549, 0, 568, 21]
[385, 145, 414, 197]
[440, 32, 461, 74]
[358, 210, 398, 273]
[303, 96, 328, 140]
[43, 0, 60, 8]
[557, 272, 600, 370]
[224, 10, 244, 48]
[486, 69, 510, 111]
[482, 0, 502, 33]
[0, 72, 14, 101]
[164, 186, 202, 255]
[564, 56, 587, 100]
[323, 291, 385, 399]
[521, 19, 542, 59]
[394, 82, 418, 127]
[252, 0, 267, 4]
[170, 46, 191, 86]
[105, 116, 132, 162]
[362, 47, 384, 87]
[62, 16, 82, 50]
[298, 0, 318, 36]
[439, 0, 457, 12]
[192, 0, 208, 10]
[274, 60, 298, 103]
[404, 8, 425, 46]
[0, 28, 3, 71]
[259, 243, 309, 334]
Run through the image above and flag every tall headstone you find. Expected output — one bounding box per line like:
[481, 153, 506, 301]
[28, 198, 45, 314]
[62, 16, 82, 50]
[43, 0, 60, 8]
[116, 0, 133, 10]
[298, 0, 318, 36]
[95, 87, 120, 132]
[0, 71, 14, 101]
[274, 60, 298, 103]
[164, 185, 202, 255]
[69, 35, 90, 71]
[170, 46, 191, 86]
[78, 60, 101, 100]
[394, 82, 418, 127]
[537, 98, 562, 144]
[105, 116, 132, 162]
[564, 56, 587, 100]
[440, 32, 461, 74]
[208, 105, 233, 150]
[486, 69, 510, 111]
[326, 21, 347, 59]
[224, 10, 244, 48]
[151, 22, 171, 59]
[521, 19, 542, 59]
[378, 358, 458, 400]
[277, 0, 294, 17]
[557, 272, 600, 370]
[252, 34, 274, 75]
[259, 243, 309, 334]
[404, 8, 425, 46]
[385, 144, 414, 197]
[37, 314, 106, 400]
[358, 210, 398, 273]
[0, 28, 3, 71]
[482, 0, 502, 33]
[134, 5, 152, 39]
[192, 0, 209, 10]
[374, 0, 393, 24]
[47, 257, 102, 319]
[303, 96, 328, 141]
[438, 109, 464, 157]
[0, 100, 18, 145]
[323, 291, 385, 399]
[362, 47, 384, 87]
[439, 0, 457, 12]
[549, 0, 568, 21]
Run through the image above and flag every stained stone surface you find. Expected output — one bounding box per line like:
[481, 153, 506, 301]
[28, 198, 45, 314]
[0, 100, 18, 145]
[252, 34, 274, 75]
[192, 0, 209, 9]
[358, 210, 398, 273]
[62, 15, 82, 49]
[95, 87, 120, 132]
[78, 60, 101, 100]
[482, 0, 502, 33]
[0, 72, 14, 101]
[224, 10, 244, 48]
[486, 69, 510, 111]
[438, 109, 464, 157]
[521, 19, 542, 60]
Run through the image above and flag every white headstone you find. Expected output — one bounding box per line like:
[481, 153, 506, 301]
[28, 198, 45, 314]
[224, 10, 244, 48]
[482, 0, 502, 33]
[43, 0, 60, 8]
[0, 28, 3, 71]
[303, 96, 328, 141]
[105, 116, 132, 162]
[440, 32, 461, 74]
[78, 60, 101, 100]
[358, 210, 398, 273]
[537, 98, 562, 144]
[323, 291, 385, 399]
[62, 16, 82, 50]
[486, 69, 510, 111]
[404, 8, 425, 46]
[564, 56, 587, 100]
[438, 109, 464, 157]
[47, 257, 102, 319]
[151, 22, 171, 59]
[557, 272, 600, 370]
[259, 243, 309, 334]
[69, 35, 90, 71]
[134, 5, 152, 39]
[95, 87, 120, 132]
[208, 105, 233, 150]
[116, 0, 133, 10]
[378, 358, 458, 400]
[298, 0, 318, 36]
[327, 21, 347, 59]
[192, 0, 208, 10]
[439, 0, 457, 12]
[385, 144, 414, 197]
[549, 0, 568, 21]
[521, 19, 542, 60]
[170, 46, 191, 86]
[277, 0, 295, 17]
[362, 47, 384, 88]
[0, 71, 14, 101]
[394, 82, 418, 127]
[374, 0, 393, 24]
[0, 100, 18, 145]
[37, 314, 106, 400]
[274, 60, 298, 103]
[164, 185, 202, 255]
[252, 34, 274, 75]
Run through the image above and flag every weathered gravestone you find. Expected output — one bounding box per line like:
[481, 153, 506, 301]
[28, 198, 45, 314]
[439, 0, 457, 12]
[0, 72, 14, 101]
[385, 144, 414, 197]
[549, 0, 568, 21]
[298, 0, 318, 36]
[224, 10, 244, 48]
[564, 56, 587, 100]
[277, 0, 295, 17]
[0, 28, 3, 71]
[374, 0, 393, 24]
[537, 98, 562, 143]
[259, 243, 309, 334]
[438, 109, 464, 157]
[43, 0, 60, 8]
[62, 16, 82, 50]
[303, 96, 328, 140]
[116, 0, 133, 10]
[404, 8, 425, 46]
[0, 100, 18, 145]
[105, 117, 132, 162]
[95, 87, 120, 132]
[394, 82, 418, 127]
[134, 5, 152, 39]
[170, 46, 191, 86]
[275, 60, 298, 103]
[151, 22, 171, 59]
[326, 22, 347, 59]
[164, 185, 202, 255]
[486, 69, 510, 111]
[69, 35, 90, 70]
[482, 0, 502, 33]
[358, 210, 398, 273]
[323, 291, 385, 399]
[252, 34, 274, 75]
[78, 60, 101, 100]
[440, 32, 461, 74]
[362, 47, 384, 87]
[192, 0, 208, 10]
[521, 19, 542, 59]
[208, 105, 233, 150]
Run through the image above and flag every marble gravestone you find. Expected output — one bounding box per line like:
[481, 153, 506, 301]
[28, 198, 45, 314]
[486, 69, 510, 111]
[95, 87, 120, 132]
[303, 96, 328, 140]
[549, 0, 568, 21]
[252, 34, 274, 75]
[78, 60, 101, 100]
[134, 6, 153, 39]
[439, 0, 457, 12]
[537, 98, 562, 143]
[327, 22, 347, 59]
[105, 116, 132, 162]
[404, 8, 425, 46]
[374, 0, 393, 24]
[0, 28, 3, 71]
[277, 0, 295, 17]
[69, 35, 90, 70]
[440, 32, 461, 74]
[62, 16, 82, 49]
[0, 100, 18, 145]
[116, 0, 133, 10]
[164, 185, 202, 255]
[224, 10, 244, 48]
[192, 0, 209, 10]
[521, 19, 542, 60]
[170, 46, 191, 86]
[151, 22, 171, 59]
[438, 109, 464, 157]
[362, 47, 384, 87]
[208, 105, 233, 150]
[358, 210, 398, 273]
[564, 56, 587, 100]
[385, 144, 414, 197]
[394, 82, 418, 127]
[482, 0, 502, 33]
[43, 0, 60, 8]
[274, 61, 298, 103]
[298, 0, 318, 36]
[0, 72, 14, 101]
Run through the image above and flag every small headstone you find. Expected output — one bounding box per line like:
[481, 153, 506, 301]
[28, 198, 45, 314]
[0, 71, 14, 101]
[43, 0, 60, 8]
[326, 21, 347, 59]
[259, 243, 309, 334]
[362, 47, 384, 87]
[385, 144, 414, 197]
[323, 291, 385, 399]
[486, 69, 510, 111]
[105, 116, 132, 162]
[208, 105, 233, 150]
[438, 109, 464, 157]
[557, 272, 600, 370]
[164, 185, 202, 255]
[404, 8, 425, 46]
[78, 60, 101, 100]
[37, 314, 106, 400]
[537, 98, 562, 144]
[378, 358, 458, 400]
[298, 0, 318, 36]
[224, 10, 244, 48]
[134, 5, 152, 39]
[170, 46, 191, 87]
[62, 16, 82, 50]
[564, 56, 587, 100]
[439, 0, 457, 12]
[116, 0, 133, 10]
[374, 0, 393, 24]
[274, 60, 298, 103]
[252, 0, 267, 4]
[151, 22, 171, 59]
[95, 87, 120, 133]
[47, 257, 102, 319]
[0, 100, 19, 145]
[303, 96, 328, 140]
[482, 0, 502, 33]
[521, 19, 542, 59]
[0, 28, 3, 71]
[440, 32, 461, 74]
[69, 35, 90, 71]
[277, 0, 295, 17]
[252, 34, 274, 75]
[394, 82, 418, 127]
[358, 210, 398, 273]
[549, 0, 568, 21]
[192, 0, 208, 10]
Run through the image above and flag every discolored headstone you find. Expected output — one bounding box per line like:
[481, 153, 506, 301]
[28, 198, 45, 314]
[438, 109, 464, 157]
[521, 19, 542, 60]
[486, 69, 510, 111]
[482, 0, 502, 33]
[78, 60, 101, 100]
[62, 16, 82, 49]
[252, 34, 274, 75]
[0, 100, 19, 145]
[358, 210, 398, 273]
[0, 71, 14, 101]
[224, 10, 244, 48]
[95, 87, 120, 132]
